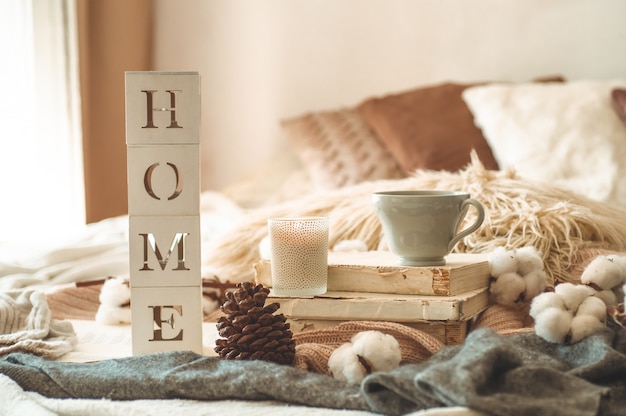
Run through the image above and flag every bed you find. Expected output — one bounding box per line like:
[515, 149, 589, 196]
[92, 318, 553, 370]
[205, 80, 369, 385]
[3, 2, 626, 415]
[1, 79, 626, 416]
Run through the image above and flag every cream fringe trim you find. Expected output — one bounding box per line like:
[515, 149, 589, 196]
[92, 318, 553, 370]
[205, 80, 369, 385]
[205, 153, 626, 287]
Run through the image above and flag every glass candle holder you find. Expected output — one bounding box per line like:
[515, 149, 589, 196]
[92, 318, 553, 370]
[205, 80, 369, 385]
[267, 217, 329, 296]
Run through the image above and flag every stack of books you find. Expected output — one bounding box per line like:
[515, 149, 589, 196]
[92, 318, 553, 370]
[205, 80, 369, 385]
[253, 250, 491, 344]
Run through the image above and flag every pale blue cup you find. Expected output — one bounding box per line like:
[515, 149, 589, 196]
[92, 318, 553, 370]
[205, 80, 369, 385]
[372, 190, 485, 266]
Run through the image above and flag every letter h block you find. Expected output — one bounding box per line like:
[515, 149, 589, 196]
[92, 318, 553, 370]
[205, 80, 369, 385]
[125, 72, 202, 355]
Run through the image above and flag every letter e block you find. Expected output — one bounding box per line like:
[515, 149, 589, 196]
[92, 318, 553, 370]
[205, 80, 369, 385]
[131, 285, 203, 355]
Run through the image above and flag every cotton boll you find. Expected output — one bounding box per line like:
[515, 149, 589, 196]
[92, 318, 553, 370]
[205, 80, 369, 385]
[515, 246, 544, 276]
[328, 343, 365, 384]
[201, 295, 219, 315]
[96, 278, 132, 325]
[534, 307, 573, 343]
[580, 256, 625, 290]
[258, 236, 271, 260]
[593, 289, 618, 308]
[530, 292, 564, 319]
[95, 304, 132, 325]
[554, 283, 594, 311]
[351, 331, 401, 372]
[576, 296, 607, 322]
[488, 247, 518, 277]
[489, 271, 526, 306]
[523, 269, 547, 301]
[201, 264, 221, 282]
[333, 239, 368, 252]
[99, 277, 130, 307]
[607, 256, 626, 299]
[569, 314, 605, 344]
[606, 254, 626, 277]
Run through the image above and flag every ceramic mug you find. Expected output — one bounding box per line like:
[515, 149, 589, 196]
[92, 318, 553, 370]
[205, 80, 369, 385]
[372, 190, 485, 266]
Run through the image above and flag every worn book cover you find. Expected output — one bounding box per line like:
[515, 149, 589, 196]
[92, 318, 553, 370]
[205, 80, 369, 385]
[270, 287, 490, 323]
[254, 251, 490, 296]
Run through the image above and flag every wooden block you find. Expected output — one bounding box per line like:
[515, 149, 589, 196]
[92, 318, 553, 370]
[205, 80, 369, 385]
[127, 144, 199, 216]
[126, 71, 203, 356]
[255, 251, 490, 296]
[129, 215, 201, 288]
[131, 285, 203, 355]
[271, 288, 490, 322]
[125, 71, 200, 145]
[287, 318, 470, 345]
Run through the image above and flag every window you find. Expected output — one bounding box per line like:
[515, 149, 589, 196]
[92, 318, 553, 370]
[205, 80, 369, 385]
[0, 0, 84, 243]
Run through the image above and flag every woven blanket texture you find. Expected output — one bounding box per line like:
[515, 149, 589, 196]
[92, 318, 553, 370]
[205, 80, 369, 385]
[0, 290, 76, 359]
[1, 323, 625, 416]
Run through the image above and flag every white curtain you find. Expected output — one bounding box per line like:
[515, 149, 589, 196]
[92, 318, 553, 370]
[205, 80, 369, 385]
[0, 0, 84, 243]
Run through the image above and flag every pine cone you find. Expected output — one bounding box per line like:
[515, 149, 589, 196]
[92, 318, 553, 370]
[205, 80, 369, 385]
[214, 282, 295, 365]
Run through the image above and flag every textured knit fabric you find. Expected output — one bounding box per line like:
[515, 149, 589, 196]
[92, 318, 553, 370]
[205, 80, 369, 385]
[0, 372, 377, 416]
[0, 351, 368, 411]
[293, 321, 445, 374]
[362, 324, 626, 416]
[1, 324, 626, 415]
[0, 290, 76, 359]
[46, 282, 103, 321]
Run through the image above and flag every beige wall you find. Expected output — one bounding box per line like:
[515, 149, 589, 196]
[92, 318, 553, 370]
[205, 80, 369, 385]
[78, 0, 152, 223]
[152, 0, 626, 193]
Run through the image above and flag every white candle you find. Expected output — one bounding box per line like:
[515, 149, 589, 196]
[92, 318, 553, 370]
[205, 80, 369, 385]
[267, 217, 329, 296]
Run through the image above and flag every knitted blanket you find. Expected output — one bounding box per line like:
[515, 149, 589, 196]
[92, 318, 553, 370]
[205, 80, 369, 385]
[0, 290, 76, 359]
[0, 372, 377, 416]
[1, 324, 624, 416]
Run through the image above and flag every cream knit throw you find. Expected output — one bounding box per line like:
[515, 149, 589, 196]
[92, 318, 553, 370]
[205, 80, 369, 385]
[0, 290, 77, 359]
[205, 153, 626, 288]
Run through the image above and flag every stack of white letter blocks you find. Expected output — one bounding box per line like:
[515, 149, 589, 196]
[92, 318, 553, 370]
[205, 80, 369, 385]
[125, 71, 203, 355]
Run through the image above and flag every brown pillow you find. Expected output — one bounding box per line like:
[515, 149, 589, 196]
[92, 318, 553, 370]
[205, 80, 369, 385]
[282, 107, 405, 189]
[357, 82, 499, 173]
[356, 76, 566, 174]
[612, 88, 626, 122]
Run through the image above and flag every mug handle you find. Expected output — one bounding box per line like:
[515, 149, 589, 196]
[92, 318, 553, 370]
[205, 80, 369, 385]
[447, 198, 485, 252]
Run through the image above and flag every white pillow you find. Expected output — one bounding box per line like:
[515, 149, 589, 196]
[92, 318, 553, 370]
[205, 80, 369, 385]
[462, 80, 626, 208]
